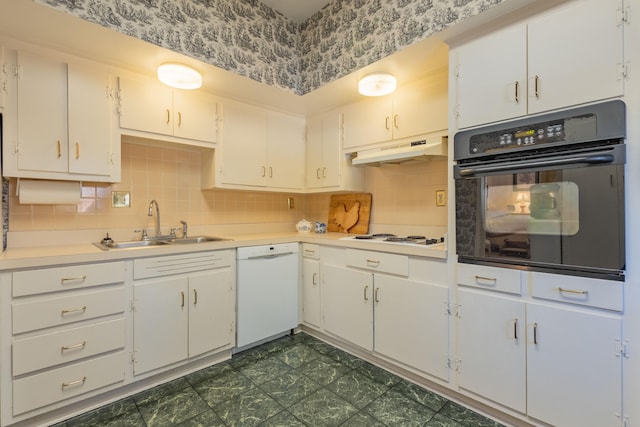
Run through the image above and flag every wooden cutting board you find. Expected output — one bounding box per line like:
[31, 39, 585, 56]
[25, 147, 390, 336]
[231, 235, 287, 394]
[327, 193, 372, 234]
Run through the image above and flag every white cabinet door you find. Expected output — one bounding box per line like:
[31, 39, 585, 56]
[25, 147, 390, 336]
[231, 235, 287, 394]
[391, 71, 448, 140]
[302, 258, 321, 328]
[374, 275, 450, 381]
[188, 269, 234, 358]
[219, 101, 267, 187]
[119, 75, 173, 136]
[133, 277, 188, 375]
[173, 90, 217, 143]
[306, 112, 341, 189]
[16, 50, 68, 173]
[266, 111, 305, 189]
[67, 61, 111, 176]
[526, 303, 622, 427]
[527, 0, 623, 114]
[342, 96, 392, 151]
[453, 23, 527, 129]
[322, 264, 373, 351]
[457, 288, 527, 413]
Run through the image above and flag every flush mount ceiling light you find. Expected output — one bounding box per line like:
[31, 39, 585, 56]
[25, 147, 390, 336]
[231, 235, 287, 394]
[157, 63, 202, 89]
[358, 73, 397, 96]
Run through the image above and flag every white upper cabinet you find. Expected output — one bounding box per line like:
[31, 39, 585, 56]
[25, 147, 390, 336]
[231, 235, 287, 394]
[343, 70, 448, 151]
[452, 0, 624, 129]
[215, 100, 305, 191]
[118, 73, 216, 145]
[305, 110, 364, 192]
[3, 49, 118, 182]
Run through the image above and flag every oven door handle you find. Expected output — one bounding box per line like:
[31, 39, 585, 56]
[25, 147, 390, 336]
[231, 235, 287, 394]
[457, 153, 615, 177]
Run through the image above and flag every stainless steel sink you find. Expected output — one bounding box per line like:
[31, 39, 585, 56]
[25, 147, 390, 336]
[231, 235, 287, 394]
[168, 236, 230, 244]
[94, 235, 230, 250]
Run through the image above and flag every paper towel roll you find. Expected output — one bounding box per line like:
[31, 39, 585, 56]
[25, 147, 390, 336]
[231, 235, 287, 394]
[18, 179, 81, 205]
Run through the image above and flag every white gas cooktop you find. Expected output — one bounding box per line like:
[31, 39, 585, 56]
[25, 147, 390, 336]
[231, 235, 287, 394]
[339, 233, 445, 248]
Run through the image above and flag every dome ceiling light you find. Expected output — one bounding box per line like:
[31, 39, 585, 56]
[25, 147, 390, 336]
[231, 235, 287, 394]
[358, 73, 397, 96]
[157, 63, 202, 89]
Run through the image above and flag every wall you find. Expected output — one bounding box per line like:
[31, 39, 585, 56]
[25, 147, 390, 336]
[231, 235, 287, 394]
[9, 143, 447, 235]
[36, 0, 506, 94]
[304, 159, 448, 231]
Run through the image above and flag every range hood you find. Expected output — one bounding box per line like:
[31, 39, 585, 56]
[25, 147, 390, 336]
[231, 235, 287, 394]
[352, 132, 448, 166]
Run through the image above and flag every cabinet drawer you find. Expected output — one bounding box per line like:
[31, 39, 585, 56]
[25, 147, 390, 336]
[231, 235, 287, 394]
[530, 272, 623, 311]
[346, 249, 408, 276]
[13, 351, 125, 415]
[12, 287, 125, 334]
[134, 250, 233, 280]
[12, 318, 125, 376]
[13, 262, 126, 297]
[302, 243, 320, 259]
[457, 263, 522, 295]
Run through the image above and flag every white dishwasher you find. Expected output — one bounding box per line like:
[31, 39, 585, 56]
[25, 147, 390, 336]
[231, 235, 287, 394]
[236, 243, 299, 349]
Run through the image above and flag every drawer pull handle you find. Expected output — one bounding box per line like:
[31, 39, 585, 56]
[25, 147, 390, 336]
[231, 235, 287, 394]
[61, 306, 87, 316]
[312, 272, 318, 286]
[317, 168, 321, 179]
[375, 287, 380, 303]
[304, 249, 316, 255]
[61, 275, 87, 284]
[193, 289, 198, 305]
[181, 291, 185, 308]
[514, 80, 520, 103]
[533, 322, 538, 345]
[558, 287, 588, 296]
[364, 285, 369, 301]
[62, 376, 86, 390]
[61, 341, 87, 353]
[474, 275, 497, 286]
[166, 109, 170, 124]
[534, 75, 540, 98]
[366, 259, 380, 266]
[513, 318, 518, 340]
[57, 140, 62, 158]
[75, 142, 80, 159]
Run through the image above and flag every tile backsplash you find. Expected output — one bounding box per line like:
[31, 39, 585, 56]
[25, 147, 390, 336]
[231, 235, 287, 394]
[8, 143, 447, 235]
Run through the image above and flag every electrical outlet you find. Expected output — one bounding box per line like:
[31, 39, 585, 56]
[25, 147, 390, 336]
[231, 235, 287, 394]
[287, 197, 295, 209]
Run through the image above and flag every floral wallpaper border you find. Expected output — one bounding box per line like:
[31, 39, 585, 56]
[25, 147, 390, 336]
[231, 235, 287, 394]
[35, 0, 506, 95]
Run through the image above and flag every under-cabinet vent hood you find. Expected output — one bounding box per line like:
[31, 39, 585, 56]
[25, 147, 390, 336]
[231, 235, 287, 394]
[352, 133, 448, 166]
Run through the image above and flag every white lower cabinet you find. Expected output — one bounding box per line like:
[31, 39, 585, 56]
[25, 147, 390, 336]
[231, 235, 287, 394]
[457, 288, 527, 412]
[301, 244, 322, 329]
[457, 264, 623, 426]
[526, 302, 622, 427]
[322, 264, 373, 351]
[5, 261, 127, 419]
[322, 249, 450, 380]
[132, 251, 235, 376]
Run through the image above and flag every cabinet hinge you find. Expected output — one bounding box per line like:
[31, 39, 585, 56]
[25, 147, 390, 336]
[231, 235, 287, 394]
[447, 357, 461, 372]
[446, 302, 460, 317]
[617, 63, 629, 80]
[617, 413, 629, 427]
[616, 339, 629, 359]
[130, 351, 136, 365]
[130, 299, 136, 312]
[616, 7, 629, 25]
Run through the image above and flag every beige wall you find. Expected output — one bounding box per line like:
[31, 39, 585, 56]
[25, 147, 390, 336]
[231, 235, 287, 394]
[9, 143, 448, 233]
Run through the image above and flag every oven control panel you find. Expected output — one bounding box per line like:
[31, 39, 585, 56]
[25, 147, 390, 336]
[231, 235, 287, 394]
[468, 113, 597, 155]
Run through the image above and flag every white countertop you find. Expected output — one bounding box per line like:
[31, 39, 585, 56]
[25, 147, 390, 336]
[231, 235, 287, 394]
[0, 231, 448, 270]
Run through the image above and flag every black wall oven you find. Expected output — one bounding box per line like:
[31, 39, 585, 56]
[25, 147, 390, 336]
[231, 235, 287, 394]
[454, 100, 626, 281]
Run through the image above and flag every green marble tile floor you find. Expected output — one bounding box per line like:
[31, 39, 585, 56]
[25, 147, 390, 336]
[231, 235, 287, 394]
[54, 333, 504, 427]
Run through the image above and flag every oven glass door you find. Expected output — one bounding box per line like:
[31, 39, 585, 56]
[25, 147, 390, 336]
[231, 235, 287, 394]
[455, 159, 624, 278]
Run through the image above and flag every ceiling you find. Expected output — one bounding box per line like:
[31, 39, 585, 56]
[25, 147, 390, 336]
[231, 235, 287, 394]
[260, 0, 331, 23]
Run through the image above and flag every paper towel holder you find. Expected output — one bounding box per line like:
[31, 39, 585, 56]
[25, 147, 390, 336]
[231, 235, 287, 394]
[16, 178, 82, 205]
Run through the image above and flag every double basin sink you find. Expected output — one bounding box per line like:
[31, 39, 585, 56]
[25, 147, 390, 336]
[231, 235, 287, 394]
[94, 236, 230, 250]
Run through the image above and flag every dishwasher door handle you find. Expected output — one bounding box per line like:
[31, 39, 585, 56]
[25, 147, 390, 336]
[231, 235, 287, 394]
[246, 252, 295, 260]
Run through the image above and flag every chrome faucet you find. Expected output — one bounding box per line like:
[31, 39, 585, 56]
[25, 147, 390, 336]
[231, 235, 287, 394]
[148, 200, 161, 237]
[180, 220, 188, 238]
